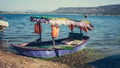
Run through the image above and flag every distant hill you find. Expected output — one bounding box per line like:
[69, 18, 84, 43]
[0, 4, 120, 15]
[50, 4, 120, 15]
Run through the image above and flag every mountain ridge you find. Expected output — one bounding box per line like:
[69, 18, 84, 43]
[0, 4, 120, 15]
[50, 4, 120, 15]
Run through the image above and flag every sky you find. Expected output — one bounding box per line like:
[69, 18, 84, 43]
[0, 0, 120, 11]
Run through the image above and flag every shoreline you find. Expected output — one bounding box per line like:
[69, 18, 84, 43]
[1, 44, 120, 68]
[0, 13, 120, 16]
[0, 44, 105, 68]
[0, 49, 69, 68]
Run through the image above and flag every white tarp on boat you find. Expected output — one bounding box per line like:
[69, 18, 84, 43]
[0, 20, 9, 27]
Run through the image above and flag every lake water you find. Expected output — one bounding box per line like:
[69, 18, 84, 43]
[0, 14, 120, 55]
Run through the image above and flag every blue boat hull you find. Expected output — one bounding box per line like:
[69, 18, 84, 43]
[11, 36, 89, 58]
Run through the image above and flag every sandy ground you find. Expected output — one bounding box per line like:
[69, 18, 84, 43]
[0, 46, 105, 68]
[0, 49, 69, 68]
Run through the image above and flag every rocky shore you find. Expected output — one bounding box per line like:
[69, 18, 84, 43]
[0, 46, 105, 68]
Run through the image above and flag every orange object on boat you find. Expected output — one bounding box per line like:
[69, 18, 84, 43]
[51, 24, 59, 38]
[69, 24, 75, 30]
[80, 26, 88, 32]
[34, 23, 42, 34]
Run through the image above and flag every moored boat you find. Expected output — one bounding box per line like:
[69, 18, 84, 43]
[12, 34, 89, 58]
[11, 16, 93, 58]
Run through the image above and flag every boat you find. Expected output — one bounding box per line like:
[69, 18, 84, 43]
[11, 16, 93, 58]
[0, 16, 9, 31]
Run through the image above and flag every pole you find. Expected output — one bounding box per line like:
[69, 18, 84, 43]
[38, 22, 41, 42]
[52, 37, 55, 48]
[0, 32, 3, 49]
[80, 27, 82, 34]
[71, 29, 73, 33]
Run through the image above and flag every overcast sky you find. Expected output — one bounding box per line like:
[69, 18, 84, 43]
[0, 0, 120, 11]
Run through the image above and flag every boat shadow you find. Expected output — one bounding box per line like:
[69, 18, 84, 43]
[87, 54, 120, 68]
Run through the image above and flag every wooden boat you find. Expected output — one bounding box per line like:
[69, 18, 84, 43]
[11, 16, 93, 58]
